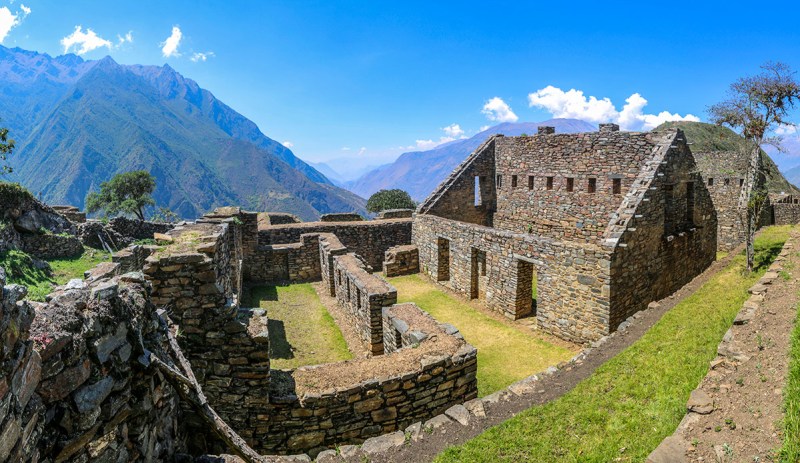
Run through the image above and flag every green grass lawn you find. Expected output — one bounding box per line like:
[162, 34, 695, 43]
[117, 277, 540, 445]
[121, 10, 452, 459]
[247, 284, 351, 369]
[436, 225, 792, 463]
[781, 298, 800, 462]
[387, 274, 576, 397]
[0, 247, 110, 301]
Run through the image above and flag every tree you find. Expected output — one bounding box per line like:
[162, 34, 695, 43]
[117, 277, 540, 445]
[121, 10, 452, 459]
[709, 62, 800, 271]
[366, 189, 416, 213]
[86, 171, 156, 221]
[0, 124, 15, 176]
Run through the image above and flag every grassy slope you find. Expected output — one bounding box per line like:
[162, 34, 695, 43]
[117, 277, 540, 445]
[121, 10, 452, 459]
[781, 299, 800, 462]
[658, 121, 800, 195]
[388, 274, 574, 397]
[247, 284, 351, 369]
[436, 226, 791, 463]
[0, 247, 110, 301]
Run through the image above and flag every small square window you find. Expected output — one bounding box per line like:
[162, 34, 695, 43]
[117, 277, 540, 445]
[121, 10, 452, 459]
[724, 178, 730, 186]
[566, 177, 574, 192]
[612, 178, 621, 195]
[588, 178, 596, 193]
[739, 178, 744, 187]
[546, 177, 554, 190]
[708, 178, 714, 186]
[512, 175, 518, 188]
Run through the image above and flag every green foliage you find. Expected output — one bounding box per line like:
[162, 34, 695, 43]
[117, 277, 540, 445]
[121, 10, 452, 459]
[780, 300, 800, 462]
[0, 124, 15, 176]
[86, 170, 156, 221]
[436, 226, 790, 462]
[0, 182, 34, 211]
[366, 189, 416, 213]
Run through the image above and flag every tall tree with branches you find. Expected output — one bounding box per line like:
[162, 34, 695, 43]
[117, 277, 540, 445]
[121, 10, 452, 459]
[709, 62, 800, 271]
[0, 125, 15, 176]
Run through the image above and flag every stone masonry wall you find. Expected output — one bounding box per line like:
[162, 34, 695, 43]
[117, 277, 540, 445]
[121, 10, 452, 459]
[608, 132, 717, 330]
[773, 202, 800, 225]
[107, 217, 175, 241]
[257, 219, 412, 269]
[693, 150, 749, 251]
[246, 234, 322, 283]
[20, 233, 84, 260]
[376, 209, 414, 220]
[320, 213, 363, 222]
[417, 136, 498, 227]
[143, 222, 271, 455]
[333, 253, 397, 355]
[261, 302, 477, 455]
[318, 233, 347, 297]
[492, 130, 658, 244]
[413, 214, 611, 342]
[383, 245, 419, 277]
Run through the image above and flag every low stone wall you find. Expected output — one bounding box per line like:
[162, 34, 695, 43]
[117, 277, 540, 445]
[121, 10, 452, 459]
[112, 244, 160, 273]
[376, 209, 414, 220]
[20, 232, 83, 259]
[773, 203, 800, 225]
[143, 222, 271, 455]
[246, 234, 322, 283]
[258, 212, 302, 228]
[333, 253, 397, 355]
[383, 245, 419, 277]
[108, 216, 175, 241]
[262, 302, 478, 455]
[320, 213, 364, 222]
[258, 219, 412, 269]
[51, 205, 86, 223]
[318, 233, 347, 296]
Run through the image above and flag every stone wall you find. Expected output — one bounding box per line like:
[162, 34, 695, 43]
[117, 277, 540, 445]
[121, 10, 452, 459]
[413, 214, 610, 341]
[20, 233, 84, 259]
[51, 205, 86, 224]
[417, 136, 498, 227]
[143, 222, 270, 455]
[318, 233, 347, 297]
[257, 219, 412, 269]
[383, 245, 419, 277]
[107, 216, 175, 241]
[320, 213, 363, 222]
[246, 234, 322, 283]
[773, 200, 800, 225]
[257, 212, 301, 228]
[376, 209, 414, 220]
[262, 302, 477, 455]
[693, 150, 749, 251]
[333, 253, 397, 355]
[0, 270, 43, 462]
[608, 132, 717, 330]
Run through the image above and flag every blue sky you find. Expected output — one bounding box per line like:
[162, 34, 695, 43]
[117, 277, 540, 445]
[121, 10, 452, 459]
[2, 0, 800, 171]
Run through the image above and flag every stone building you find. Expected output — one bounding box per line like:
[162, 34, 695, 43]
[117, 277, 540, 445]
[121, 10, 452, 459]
[413, 124, 718, 343]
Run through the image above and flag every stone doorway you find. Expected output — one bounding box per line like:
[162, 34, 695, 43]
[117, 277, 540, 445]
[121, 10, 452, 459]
[470, 248, 487, 299]
[437, 237, 451, 281]
[514, 259, 536, 318]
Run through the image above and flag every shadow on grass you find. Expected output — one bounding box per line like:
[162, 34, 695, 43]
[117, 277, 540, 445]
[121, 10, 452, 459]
[753, 241, 784, 272]
[268, 319, 295, 360]
[247, 285, 278, 303]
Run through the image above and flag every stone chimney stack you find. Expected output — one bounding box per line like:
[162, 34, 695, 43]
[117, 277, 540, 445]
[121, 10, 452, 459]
[599, 123, 620, 133]
[537, 126, 556, 135]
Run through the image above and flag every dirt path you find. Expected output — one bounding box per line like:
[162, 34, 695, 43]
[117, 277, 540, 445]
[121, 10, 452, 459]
[352, 246, 748, 463]
[676, 235, 799, 462]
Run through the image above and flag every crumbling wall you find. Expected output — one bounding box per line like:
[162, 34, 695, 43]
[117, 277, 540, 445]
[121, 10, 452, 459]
[413, 214, 611, 342]
[376, 209, 414, 220]
[256, 219, 412, 270]
[246, 234, 322, 283]
[107, 216, 175, 241]
[51, 205, 86, 224]
[144, 222, 270, 454]
[319, 213, 363, 222]
[262, 302, 477, 455]
[20, 233, 83, 259]
[608, 132, 717, 330]
[318, 233, 347, 296]
[333, 253, 397, 355]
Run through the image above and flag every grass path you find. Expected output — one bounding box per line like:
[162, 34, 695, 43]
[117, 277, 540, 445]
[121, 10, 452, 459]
[436, 226, 791, 463]
[387, 274, 576, 397]
[781, 299, 800, 462]
[247, 284, 351, 369]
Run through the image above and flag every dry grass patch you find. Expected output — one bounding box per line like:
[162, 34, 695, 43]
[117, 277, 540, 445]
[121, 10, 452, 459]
[387, 274, 577, 397]
[247, 284, 351, 369]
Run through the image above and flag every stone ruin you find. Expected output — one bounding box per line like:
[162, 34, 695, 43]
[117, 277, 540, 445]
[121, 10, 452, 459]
[2, 126, 800, 461]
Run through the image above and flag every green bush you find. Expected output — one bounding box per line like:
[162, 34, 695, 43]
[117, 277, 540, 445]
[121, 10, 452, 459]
[366, 189, 416, 213]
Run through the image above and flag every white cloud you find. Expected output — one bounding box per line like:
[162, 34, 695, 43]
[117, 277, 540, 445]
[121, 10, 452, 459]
[282, 141, 293, 148]
[776, 124, 798, 136]
[341, 146, 351, 151]
[482, 97, 519, 123]
[442, 123, 465, 139]
[117, 31, 133, 46]
[161, 26, 182, 58]
[61, 26, 112, 55]
[480, 125, 490, 132]
[0, 4, 30, 43]
[528, 85, 699, 131]
[190, 51, 215, 62]
[358, 147, 367, 155]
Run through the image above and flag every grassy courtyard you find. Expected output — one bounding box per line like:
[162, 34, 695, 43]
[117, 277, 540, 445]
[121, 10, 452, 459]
[247, 284, 351, 369]
[435, 225, 792, 462]
[781, 299, 800, 462]
[387, 274, 576, 397]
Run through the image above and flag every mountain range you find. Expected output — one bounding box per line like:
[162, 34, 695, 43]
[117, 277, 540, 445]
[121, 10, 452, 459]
[0, 45, 366, 220]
